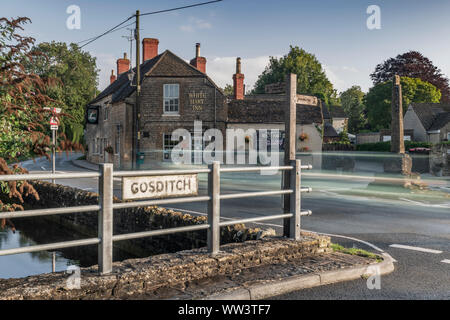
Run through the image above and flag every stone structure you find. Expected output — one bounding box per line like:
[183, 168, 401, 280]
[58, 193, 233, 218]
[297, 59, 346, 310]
[391, 75, 405, 153]
[384, 75, 412, 175]
[403, 102, 450, 143]
[0, 235, 331, 300]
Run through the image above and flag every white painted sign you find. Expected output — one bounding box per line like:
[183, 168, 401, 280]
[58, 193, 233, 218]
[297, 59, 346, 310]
[50, 125, 58, 130]
[122, 174, 198, 200]
[296, 94, 318, 106]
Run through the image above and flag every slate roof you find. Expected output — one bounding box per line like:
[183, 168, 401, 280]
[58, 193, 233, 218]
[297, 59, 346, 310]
[323, 122, 339, 137]
[89, 50, 222, 105]
[227, 99, 323, 125]
[328, 105, 347, 118]
[410, 103, 450, 131]
[429, 112, 450, 131]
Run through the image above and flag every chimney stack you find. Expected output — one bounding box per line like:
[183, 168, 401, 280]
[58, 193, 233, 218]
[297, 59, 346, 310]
[117, 52, 130, 75]
[190, 43, 206, 73]
[233, 57, 245, 100]
[142, 38, 159, 62]
[110, 70, 116, 84]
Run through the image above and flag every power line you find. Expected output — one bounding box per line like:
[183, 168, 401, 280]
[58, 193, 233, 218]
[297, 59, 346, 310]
[79, 16, 134, 48]
[76, 0, 223, 48]
[140, 0, 223, 16]
[77, 21, 135, 45]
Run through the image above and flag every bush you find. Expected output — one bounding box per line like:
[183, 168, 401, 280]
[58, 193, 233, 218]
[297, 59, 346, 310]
[356, 141, 432, 152]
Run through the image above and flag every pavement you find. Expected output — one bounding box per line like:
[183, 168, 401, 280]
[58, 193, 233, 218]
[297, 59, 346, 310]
[128, 251, 394, 300]
[15, 153, 450, 299]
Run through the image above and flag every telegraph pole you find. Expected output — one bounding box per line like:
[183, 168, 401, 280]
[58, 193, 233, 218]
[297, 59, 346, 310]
[133, 10, 141, 169]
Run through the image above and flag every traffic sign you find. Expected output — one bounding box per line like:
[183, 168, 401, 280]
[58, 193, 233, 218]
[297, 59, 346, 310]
[50, 125, 58, 130]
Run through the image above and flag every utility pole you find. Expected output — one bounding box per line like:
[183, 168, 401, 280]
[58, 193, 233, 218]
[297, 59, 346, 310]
[132, 10, 141, 169]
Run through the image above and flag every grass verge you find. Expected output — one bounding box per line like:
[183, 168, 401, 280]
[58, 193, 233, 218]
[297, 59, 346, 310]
[331, 243, 383, 262]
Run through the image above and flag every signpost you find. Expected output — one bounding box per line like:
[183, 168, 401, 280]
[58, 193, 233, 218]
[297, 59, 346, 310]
[122, 174, 198, 200]
[44, 107, 61, 183]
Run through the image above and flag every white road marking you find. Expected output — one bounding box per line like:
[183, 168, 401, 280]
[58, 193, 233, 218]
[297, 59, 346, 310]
[441, 259, 450, 264]
[399, 198, 450, 209]
[389, 244, 442, 254]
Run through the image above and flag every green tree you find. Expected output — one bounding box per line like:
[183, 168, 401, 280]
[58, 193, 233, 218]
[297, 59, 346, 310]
[0, 17, 81, 228]
[340, 86, 366, 133]
[223, 84, 233, 96]
[252, 46, 337, 105]
[24, 41, 99, 143]
[365, 77, 441, 130]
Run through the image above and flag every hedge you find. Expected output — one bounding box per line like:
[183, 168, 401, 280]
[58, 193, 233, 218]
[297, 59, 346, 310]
[356, 141, 432, 152]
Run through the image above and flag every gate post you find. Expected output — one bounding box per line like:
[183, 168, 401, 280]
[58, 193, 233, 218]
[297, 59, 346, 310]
[289, 159, 301, 240]
[99, 163, 113, 274]
[207, 161, 220, 254]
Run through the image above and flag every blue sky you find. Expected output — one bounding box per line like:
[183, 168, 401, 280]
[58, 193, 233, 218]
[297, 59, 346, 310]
[3, 0, 450, 93]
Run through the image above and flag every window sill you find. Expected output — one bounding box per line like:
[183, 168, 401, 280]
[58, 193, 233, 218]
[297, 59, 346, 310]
[162, 113, 180, 117]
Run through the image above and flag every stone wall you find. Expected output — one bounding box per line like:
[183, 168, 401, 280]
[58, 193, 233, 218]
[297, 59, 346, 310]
[22, 182, 262, 259]
[0, 236, 331, 300]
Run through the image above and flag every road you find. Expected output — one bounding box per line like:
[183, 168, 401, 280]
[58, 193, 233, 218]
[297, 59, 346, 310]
[19, 153, 450, 299]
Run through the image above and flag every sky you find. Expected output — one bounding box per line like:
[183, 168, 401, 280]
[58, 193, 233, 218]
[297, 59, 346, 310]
[3, 0, 450, 94]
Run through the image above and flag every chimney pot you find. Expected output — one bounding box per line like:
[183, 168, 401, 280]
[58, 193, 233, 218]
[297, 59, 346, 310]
[190, 43, 206, 73]
[117, 52, 130, 75]
[110, 69, 116, 84]
[196, 43, 200, 57]
[233, 57, 244, 100]
[142, 38, 159, 62]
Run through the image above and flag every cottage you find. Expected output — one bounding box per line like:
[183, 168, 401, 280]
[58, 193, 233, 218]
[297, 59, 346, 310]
[403, 103, 450, 143]
[85, 38, 332, 169]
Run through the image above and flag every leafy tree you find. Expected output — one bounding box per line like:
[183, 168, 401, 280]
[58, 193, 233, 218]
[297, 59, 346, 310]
[0, 17, 80, 229]
[370, 51, 450, 102]
[222, 84, 233, 96]
[340, 86, 366, 133]
[252, 46, 338, 105]
[365, 77, 441, 130]
[24, 41, 99, 143]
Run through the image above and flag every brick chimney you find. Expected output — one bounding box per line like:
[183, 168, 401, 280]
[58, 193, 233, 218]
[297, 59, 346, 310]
[110, 70, 116, 84]
[190, 43, 206, 73]
[233, 57, 244, 100]
[142, 38, 159, 62]
[117, 53, 130, 75]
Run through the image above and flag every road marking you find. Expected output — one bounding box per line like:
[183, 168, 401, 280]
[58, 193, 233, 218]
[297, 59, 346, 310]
[389, 244, 442, 254]
[399, 198, 450, 209]
[164, 206, 391, 256]
[441, 259, 450, 264]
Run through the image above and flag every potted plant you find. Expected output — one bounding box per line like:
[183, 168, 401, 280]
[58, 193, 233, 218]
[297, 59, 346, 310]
[299, 133, 308, 141]
[104, 145, 114, 154]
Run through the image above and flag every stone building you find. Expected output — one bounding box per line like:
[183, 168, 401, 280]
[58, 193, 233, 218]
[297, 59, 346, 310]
[86, 40, 226, 169]
[403, 103, 450, 143]
[85, 38, 331, 169]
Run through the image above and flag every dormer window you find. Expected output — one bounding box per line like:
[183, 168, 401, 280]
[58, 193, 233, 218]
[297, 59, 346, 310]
[163, 84, 179, 114]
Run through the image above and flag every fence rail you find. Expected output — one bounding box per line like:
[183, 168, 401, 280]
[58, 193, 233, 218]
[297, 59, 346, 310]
[0, 160, 312, 274]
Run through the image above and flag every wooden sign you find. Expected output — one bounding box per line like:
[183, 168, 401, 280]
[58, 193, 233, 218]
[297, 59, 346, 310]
[122, 174, 198, 200]
[265, 82, 285, 94]
[296, 94, 318, 106]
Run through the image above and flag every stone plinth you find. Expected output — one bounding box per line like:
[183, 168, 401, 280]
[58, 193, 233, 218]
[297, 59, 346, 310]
[383, 153, 412, 175]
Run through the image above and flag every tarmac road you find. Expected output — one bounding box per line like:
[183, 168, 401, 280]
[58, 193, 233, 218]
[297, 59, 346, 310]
[19, 153, 450, 299]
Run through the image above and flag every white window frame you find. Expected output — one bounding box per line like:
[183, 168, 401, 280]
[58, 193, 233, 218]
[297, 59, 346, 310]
[103, 107, 109, 121]
[163, 84, 180, 114]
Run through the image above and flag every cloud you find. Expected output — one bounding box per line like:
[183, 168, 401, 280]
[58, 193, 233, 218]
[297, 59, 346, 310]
[207, 55, 280, 91]
[180, 17, 212, 33]
[323, 65, 362, 93]
[94, 53, 116, 91]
